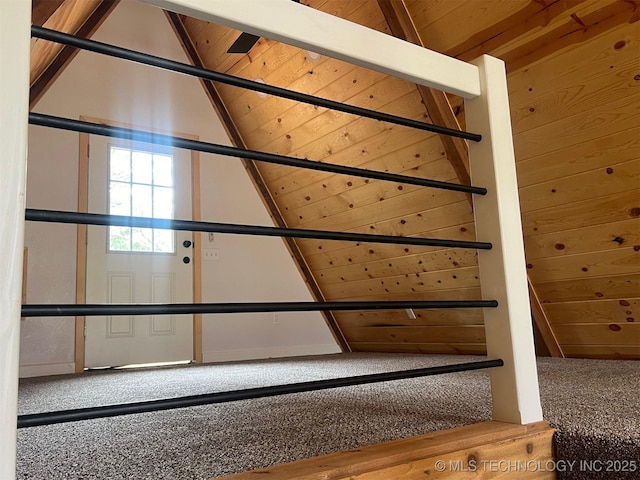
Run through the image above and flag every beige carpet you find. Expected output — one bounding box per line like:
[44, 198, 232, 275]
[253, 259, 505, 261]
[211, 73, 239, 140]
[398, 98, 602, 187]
[16, 353, 640, 479]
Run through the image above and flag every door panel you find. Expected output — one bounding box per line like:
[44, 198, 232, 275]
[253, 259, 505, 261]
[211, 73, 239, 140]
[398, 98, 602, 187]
[85, 134, 194, 368]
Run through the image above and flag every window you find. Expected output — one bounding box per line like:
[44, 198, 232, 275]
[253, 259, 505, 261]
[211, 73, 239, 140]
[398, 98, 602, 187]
[108, 145, 175, 253]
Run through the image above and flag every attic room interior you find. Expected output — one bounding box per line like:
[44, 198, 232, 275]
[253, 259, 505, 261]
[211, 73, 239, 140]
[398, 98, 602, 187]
[1, 0, 638, 479]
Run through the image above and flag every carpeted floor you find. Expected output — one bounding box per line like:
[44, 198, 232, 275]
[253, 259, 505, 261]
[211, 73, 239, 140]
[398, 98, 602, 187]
[16, 353, 640, 479]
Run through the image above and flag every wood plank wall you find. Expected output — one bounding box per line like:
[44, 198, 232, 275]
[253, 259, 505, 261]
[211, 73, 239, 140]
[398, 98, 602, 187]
[410, 0, 640, 359]
[183, 0, 486, 355]
[178, 0, 639, 359]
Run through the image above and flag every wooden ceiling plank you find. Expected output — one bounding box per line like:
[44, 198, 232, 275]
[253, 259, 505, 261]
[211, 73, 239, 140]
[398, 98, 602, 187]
[29, 0, 120, 109]
[31, 0, 66, 27]
[544, 298, 639, 325]
[527, 247, 640, 283]
[560, 344, 640, 359]
[448, 0, 581, 61]
[341, 325, 487, 344]
[516, 128, 640, 188]
[525, 218, 640, 261]
[335, 309, 484, 327]
[377, 0, 471, 191]
[522, 190, 640, 237]
[519, 159, 640, 213]
[350, 342, 487, 355]
[535, 273, 640, 303]
[304, 222, 476, 267]
[165, 10, 350, 352]
[554, 323, 640, 345]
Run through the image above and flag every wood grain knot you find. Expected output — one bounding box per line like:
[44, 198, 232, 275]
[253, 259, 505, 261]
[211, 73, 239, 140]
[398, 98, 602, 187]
[609, 324, 621, 331]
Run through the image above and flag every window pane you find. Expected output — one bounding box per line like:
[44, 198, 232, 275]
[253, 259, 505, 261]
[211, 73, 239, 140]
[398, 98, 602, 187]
[131, 184, 152, 217]
[153, 229, 174, 253]
[153, 154, 173, 187]
[153, 186, 173, 219]
[109, 226, 131, 251]
[132, 150, 152, 184]
[110, 147, 130, 181]
[132, 227, 153, 252]
[109, 182, 131, 216]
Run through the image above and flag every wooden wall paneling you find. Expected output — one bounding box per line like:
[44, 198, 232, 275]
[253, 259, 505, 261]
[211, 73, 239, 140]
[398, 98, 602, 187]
[248, 82, 421, 165]
[242, 73, 413, 153]
[535, 273, 640, 303]
[516, 128, 640, 188]
[507, 22, 640, 110]
[519, 159, 640, 213]
[166, 11, 350, 351]
[521, 190, 640, 237]
[289, 185, 467, 232]
[525, 218, 640, 260]
[285, 165, 462, 230]
[350, 342, 487, 355]
[274, 135, 447, 212]
[29, 0, 119, 108]
[321, 266, 481, 299]
[508, 22, 640, 97]
[511, 59, 639, 134]
[335, 309, 484, 327]
[316, 249, 478, 285]
[513, 92, 640, 161]
[526, 247, 639, 283]
[262, 115, 432, 188]
[554, 323, 640, 345]
[544, 298, 639, 324]
[304, 222, 477, 266]
[341, 325, 487, 344]
[561, 344, 640, 359]
[341, 286, 483, 303]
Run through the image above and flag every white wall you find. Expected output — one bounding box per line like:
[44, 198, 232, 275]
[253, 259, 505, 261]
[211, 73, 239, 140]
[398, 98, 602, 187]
[21, 0, 339, 377]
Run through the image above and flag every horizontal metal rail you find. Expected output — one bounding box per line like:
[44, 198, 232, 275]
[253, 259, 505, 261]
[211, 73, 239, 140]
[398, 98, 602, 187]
[26, 209, 493, 250]
[31, 25, 482, 143]
[29, 113, 487, 195]
[21, 299, 498, 317]
[17, 359, 503, 427]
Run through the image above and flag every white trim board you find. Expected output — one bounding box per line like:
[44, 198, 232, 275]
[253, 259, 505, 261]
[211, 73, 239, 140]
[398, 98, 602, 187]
[19, 362, 76, 379]
[203, 344, 341, 364]
[141, 0, 480, 98]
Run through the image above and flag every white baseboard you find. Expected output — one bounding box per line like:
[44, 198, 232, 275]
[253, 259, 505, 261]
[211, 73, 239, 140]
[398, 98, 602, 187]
[19, 362, 76, 378]
[203, 344, 341, 363]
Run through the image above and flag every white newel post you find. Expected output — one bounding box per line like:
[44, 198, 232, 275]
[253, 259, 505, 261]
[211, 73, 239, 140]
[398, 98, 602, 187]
[465, 55, 543, 424]
[0, 0, 30, 476]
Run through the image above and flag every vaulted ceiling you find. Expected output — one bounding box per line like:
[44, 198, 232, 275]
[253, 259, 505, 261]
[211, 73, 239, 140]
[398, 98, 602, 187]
[30, 0, 640, 359]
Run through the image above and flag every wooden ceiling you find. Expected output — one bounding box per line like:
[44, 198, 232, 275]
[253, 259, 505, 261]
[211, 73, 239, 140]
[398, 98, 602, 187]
[30, 0, 640, 359]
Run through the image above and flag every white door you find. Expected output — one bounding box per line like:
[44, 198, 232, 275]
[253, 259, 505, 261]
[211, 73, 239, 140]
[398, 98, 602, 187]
[85, 134, 194, 368]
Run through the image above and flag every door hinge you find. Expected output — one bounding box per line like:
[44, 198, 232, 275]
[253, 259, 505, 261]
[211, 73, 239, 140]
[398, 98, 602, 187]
[87, 143, 90, 157]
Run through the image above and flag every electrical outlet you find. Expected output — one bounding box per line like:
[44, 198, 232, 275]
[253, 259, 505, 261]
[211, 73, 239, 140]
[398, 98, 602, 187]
[203, 248, 219, 261]
[208, 232, 215, 242]
[273, 313, 280, 325]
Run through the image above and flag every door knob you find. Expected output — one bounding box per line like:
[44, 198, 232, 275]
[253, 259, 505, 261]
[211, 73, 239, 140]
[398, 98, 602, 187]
[182, 256, 190, 264]
[183, 240, 192, 248]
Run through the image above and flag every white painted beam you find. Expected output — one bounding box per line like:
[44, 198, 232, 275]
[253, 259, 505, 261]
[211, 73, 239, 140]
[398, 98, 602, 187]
[0, 0, 31, 477]
[142, 0, 480, 98]
[465, 55, 543, 424]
